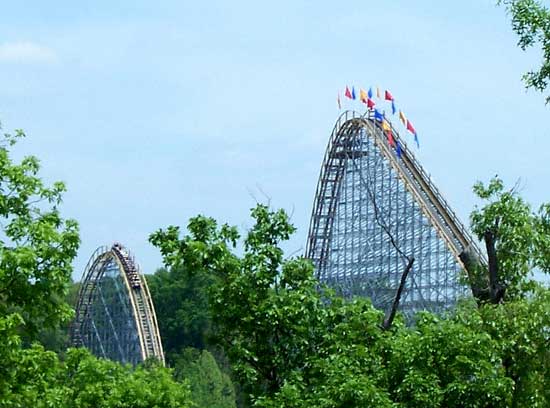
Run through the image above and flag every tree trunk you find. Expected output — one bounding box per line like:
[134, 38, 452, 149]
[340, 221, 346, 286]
[484, 230, 505, 303]
[460, 248, 490, 304]
[383, 257, 414, 330]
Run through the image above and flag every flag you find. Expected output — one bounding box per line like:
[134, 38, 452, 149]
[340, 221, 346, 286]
[385, 90, 394, 101]
[399, 110, 407, 126]
[396, 141, 402, 158]
[352, 86, 356, 100]
[387, 130, 395, 146]
[391, 100, 396, 115]
[374, 109, 384, 122]
[382, 120, 394, 146]
[414, 133, 420, 148]
[368, 87, 373, 99]
[360, 89, 368, 103]
[337, 93, 341, 109]
[376, 87, 381, 99]
[406, 120, 416, 135]
[367, 98, 375, 109]
[345, 86, 352, 99]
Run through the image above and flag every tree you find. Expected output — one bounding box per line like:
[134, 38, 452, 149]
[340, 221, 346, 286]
[37, 280, 81, 354]
[472, 288, 550, 407]
[0, 341, 192, 408]
[149, 216, 240, 404]
[173, 348, 236, 408]
[469, 176, 549, 302]
[0, 126, 80, 340]
[151, 206, 330, 402]
[149, 215, 240, 357]
[498, 0, 550, 103]
[146, 265, 214, 358]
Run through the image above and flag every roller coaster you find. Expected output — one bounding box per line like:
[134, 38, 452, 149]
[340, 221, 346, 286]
[71, 109, 485, 361]
[306, 110, 486, 317]
[70, 243, 164, 365]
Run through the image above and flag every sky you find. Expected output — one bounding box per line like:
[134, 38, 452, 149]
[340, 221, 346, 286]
[0, 1, 549, 281]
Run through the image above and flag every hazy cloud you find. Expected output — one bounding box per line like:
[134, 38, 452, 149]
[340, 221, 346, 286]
[0, 41, 57, 63]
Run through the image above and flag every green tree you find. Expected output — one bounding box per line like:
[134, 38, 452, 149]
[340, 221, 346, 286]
[0, 340, 192, 408]
[151, 206, 330, 402]
[146, 265, 213, 358]
[173, 348, 236, 408]
[473, 288, 550, 407]
[0, 126, 80, 340]
[37, 280, 81, 354]
[498, 0, 550, 103]
[469, 176, 550, 301]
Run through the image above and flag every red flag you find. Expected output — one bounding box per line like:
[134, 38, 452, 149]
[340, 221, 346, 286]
[385, 90, 394, 101]
[367, 98, 375, 109]
[345, 86, 352, 99]
[387, 130, 395, 146]
[406, 120, 416, 135]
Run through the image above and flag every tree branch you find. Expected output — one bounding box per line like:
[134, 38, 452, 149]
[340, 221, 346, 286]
[382, 257, 414, 330]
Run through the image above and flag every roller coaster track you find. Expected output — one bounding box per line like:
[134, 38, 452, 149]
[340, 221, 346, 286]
[71, 243, 164, 365]
[306, 110, 486, 312]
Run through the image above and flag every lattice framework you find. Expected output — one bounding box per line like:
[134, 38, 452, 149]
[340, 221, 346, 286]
[71, 243, 164, 365]
[306, 111, 486, 316]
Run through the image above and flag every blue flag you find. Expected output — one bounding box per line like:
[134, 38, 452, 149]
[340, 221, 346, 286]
[368, 87, 373, 99]
[374, 109, 384, 122]
[351, 86, 356, 100]
[391, 100, 396, 115]
[414, 133, 420, 148]
[396, 141, 402, 158]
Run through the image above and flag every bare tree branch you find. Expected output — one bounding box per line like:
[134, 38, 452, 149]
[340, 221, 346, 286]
[383, 257, 415, 330]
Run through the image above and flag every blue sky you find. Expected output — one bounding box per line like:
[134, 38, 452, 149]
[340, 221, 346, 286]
[1, 1, 549, 281]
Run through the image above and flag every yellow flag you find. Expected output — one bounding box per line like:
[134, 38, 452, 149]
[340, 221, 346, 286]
[359, 88, 367, 102]
[399, 110, 407, 126]
[382, 119, 391, 132]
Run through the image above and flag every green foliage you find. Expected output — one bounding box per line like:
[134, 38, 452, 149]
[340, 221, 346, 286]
[36, 280, 81, 354]
[498, 0, 550, 103]
[61, 349, 191, 408]
[147, 266, 214, 355]
[473, 288, 550, 407]
[152, 202, 550, 407]
[151, 205, 329, 402]
[471, 177, 535, 295]
[0, 339, 192, 408]
[173, 348, 236, 408]
[0, 126, 80, 339]
[1, 283, 192, 407]
[148, 216, 240, 406]
[471, 176, 550, 297]
[149, 215, 239, 360]
[387, 311, 512, 408]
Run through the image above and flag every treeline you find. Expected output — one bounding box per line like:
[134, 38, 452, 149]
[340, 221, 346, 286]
[145, 199, 550, 407]
[0, 127, 549, 407]
[2, 1, 550, 405]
